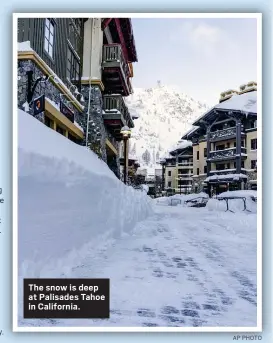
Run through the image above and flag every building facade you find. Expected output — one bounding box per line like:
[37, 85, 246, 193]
[182, 82, 257, 196]
[17, 17, 138, 179]
[160, 143, 193, 195]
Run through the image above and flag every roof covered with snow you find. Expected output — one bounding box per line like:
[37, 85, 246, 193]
[192, 90, 257, 126]
[169, 140, 192, 155]
[215, 91, 257, 113]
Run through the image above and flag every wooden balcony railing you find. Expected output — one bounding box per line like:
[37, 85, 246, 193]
[103, 94, 134, 128]
[210, 127, 245, 142]
[102, 44, 132, 95]
[209, 147, 247, 161]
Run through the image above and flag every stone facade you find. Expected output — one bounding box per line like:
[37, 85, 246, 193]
[17, 60, 83, 127]
[81, 84, 120, 178]
[17, 59, 121, 179]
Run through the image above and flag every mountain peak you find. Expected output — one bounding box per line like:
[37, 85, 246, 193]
[125, 85, 209, 169]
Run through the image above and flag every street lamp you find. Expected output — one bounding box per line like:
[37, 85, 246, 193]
[121, 125, 131, 184]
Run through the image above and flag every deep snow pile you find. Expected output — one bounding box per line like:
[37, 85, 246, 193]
[18, 109, 153, 321]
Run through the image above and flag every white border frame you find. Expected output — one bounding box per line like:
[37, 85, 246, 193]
[13, 12, 262, 332]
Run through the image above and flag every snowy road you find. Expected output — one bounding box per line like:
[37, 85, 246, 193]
[34, 203, 257, 328]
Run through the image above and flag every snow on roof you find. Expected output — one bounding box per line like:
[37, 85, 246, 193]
[215, 91, 257, 113]
[181, 126, 199, 139]
[169, 139, 192, 153]
[193, 90, 257, 126]
[205, 173, 248, 182]
[18, 41, 33, 52]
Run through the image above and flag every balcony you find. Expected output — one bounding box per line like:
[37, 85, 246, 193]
[178, 162, 193, 168]
[177, 174, 193, 180]
[103, 95, 134, 140]
[102, 44, 132, 96]
[208, 147, 247, 161]
[209, 127, 246, 142]
[209, 168, 247, 176]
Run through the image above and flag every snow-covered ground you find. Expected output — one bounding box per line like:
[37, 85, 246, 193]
[19, 204, 257, 328]
[17, 109, 257, 328]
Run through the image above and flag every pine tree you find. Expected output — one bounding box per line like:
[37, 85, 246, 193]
[142, 149, 151, 165]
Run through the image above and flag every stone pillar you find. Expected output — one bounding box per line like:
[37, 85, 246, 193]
[80, 84, 107, 161]
[236, 119, 242, 174]
[206, 127, 212, 197]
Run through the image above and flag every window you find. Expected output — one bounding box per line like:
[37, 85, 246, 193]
[241, 161, 245, 168]
[234, 142, 236, 147]
[197, 168, 199, 175]
[197, 151, 199, 160]
[168, 181, 172, 187]
[44, 19, 55, 58]
[226, 163, 230, 169]
[226, 142, 230, 149]
[204, 166, 207, 174]
[251, 138, 257, 150]
[251, 160, 257, 169]
[234, 162, 236, 168]
[204, 148, 207, 157]
[241, 140, 245, 147]
[216, 144, 225, 151]
[56, 125, 65, 136]
[67, 46, 80, 82]
[44, 115, 54, 129]
[216, 163, 225, 170]
[251, 120, 257, 129]
[168, 171, 171, 176]
[178, 169, 188, 175]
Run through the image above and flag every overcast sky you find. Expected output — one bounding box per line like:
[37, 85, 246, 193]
[131, 18, 258, 106]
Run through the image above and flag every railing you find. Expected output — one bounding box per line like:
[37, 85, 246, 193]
[209, 168, 247, 176]
[102, 44, 130, 79]
[209, 147, 247, 160]
[216, 196, 252, 213]
[210, 127, 236, 140]
[178, 162, 193, 166]
[184, 197, 209, 208]
[177, 174, 193, 179]
[103, 95, 134, 128]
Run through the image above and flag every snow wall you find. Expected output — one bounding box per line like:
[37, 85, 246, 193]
[18, 109, 153, 274]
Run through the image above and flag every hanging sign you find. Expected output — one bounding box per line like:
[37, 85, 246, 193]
[33, 95, 45, 116]
[60, 101, 74, 123]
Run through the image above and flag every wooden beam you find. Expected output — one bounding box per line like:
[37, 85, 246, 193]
[114, 18, 128, 61]
[102, 18, 113, 30]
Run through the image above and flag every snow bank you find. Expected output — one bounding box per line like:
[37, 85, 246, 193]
[207, 190, 257, 213]
[217, 190, 257, 198]
[18, 109, 153, 316]
[156, 192, 208, 206]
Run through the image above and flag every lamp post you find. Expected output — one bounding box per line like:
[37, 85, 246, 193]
[121, 125, 131, 185]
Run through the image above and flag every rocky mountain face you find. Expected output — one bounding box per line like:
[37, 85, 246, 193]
[125, 84, 210, 169]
